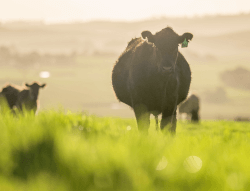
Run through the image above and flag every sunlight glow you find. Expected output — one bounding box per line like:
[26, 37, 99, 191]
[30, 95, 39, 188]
[111, 103, 120, 110]
[156, 156, 168, 171]
[79, 126, 84, 131]
[126, 126, 131, 131]
[183, 156, 202, 173]
[227, 173, 245, 190]
[39, 71, 50, 78]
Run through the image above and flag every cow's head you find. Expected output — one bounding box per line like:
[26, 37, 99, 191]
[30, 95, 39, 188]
[25, 82, 46, 100]
[141, 27, 193, 66]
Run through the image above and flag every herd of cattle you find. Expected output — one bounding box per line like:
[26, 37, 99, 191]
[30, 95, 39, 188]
[0, 26, 200, 133]
[0, 82, 46, 114]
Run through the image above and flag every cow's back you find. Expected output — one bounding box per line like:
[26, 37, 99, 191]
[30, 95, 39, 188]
[112, 38, 143, 106]
[179, 94, 199, 114]
[2, 86, 20, 109]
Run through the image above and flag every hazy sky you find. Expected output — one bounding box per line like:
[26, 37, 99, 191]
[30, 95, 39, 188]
[1, 0, 250, 23]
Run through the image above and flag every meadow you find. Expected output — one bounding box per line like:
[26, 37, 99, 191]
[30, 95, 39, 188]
[1, 54, 250, 120]
[1, 109, 250, 191]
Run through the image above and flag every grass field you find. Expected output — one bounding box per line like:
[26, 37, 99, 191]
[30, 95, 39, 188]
[1, 54, 250, 120]
[1, 109, 250, 191]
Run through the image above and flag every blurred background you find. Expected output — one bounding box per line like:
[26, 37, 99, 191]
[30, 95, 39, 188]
[0, 0, 250, 119]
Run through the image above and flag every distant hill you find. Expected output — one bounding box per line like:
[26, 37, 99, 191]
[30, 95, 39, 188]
[3, 13, 250, 35]
[0, 14, 250, 58]
[220, 67, 250, 90]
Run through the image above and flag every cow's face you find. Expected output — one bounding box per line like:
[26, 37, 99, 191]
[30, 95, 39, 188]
[141, 27, 193, 66]
[25, 82, 46, 100]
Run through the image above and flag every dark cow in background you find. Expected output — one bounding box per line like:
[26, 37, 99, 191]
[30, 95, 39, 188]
[112, 27, 193, 133]
[0, 84, 20, 111]
[16, 82, 46, 113]
[178, 94, 200, 122]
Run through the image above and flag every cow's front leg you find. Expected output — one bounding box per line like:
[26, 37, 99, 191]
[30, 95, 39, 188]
[154, 114, 159, 131]
[133, 104, 150, 133]
[191, 109, 200, 122]
[161, 106, 177, 134]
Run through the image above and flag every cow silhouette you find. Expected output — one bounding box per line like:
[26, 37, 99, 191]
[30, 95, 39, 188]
[112, 27, 193, 133]
[178, 94, 200, 122]
[16, 82, 46, 113]
[0, 84, 20, 112]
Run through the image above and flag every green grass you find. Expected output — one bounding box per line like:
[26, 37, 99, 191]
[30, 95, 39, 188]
[0, 109, 250, 191]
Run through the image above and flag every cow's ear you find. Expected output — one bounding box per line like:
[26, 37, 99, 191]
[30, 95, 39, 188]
[179, 33, 193, 44]
[40, 84, 46, 88]
[141, 30, 154, 43]
[25, 83, 30, 87]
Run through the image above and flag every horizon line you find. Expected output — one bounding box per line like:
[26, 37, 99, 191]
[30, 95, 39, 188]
[1, 12, 250, 25]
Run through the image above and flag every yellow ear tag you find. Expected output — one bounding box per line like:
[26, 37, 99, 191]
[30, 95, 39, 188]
[182, 38, 188, 48]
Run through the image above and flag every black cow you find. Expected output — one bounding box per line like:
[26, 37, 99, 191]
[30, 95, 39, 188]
[16, 82, 46, 113]
[0, 85, 20, 111]
[178, 94, 200, 122]
[112, 27, 193, 133]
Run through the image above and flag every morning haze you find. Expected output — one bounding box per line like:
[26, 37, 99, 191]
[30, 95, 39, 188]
[2, 2, 250, 190]
[0, 3, 250, 119]
[1, 0, 250, 22]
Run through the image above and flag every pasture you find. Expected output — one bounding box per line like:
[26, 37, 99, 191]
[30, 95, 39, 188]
[1, 55, 250, 120]
[0, 110, 250, 191]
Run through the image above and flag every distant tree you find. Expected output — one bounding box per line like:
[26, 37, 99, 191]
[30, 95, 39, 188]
[0, 46, 11, 65]
[0, 46, 77, 69]
[203, 87, 229, 104]
[220, 67, 250, 90]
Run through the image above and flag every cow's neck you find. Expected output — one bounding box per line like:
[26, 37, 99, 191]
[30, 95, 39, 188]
[29, 91, 38, 101]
